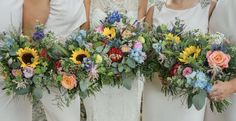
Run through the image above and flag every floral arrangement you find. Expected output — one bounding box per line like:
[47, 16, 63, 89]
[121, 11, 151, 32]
[83, 11, 147, 89]
[146, 19, 236, 112]
[0, 24, 62, 102]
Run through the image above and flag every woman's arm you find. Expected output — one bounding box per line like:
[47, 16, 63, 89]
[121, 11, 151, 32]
[81, 0, 90, 30]
[138, 0, 148, 21]
[209, 0, 217, 19]
[23, 0, 50, 37]
[145, 6, 154, 26]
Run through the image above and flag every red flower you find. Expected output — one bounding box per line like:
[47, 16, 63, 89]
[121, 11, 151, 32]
[40, 49, 50, 60]
[107, 47, 124, 62]
[170, 63, 181, 76]
[54, 60, 61, 72]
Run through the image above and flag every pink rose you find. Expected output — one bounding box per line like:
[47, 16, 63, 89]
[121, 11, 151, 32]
[206, 51, 231, 69]
[12, 69, 22, 77]
[182, 67, 192, 77]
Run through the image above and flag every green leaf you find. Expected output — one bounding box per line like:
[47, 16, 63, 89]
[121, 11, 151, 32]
[126, 58, 136, 68]
[187, 95, 193, 109]
[33, 87, 43, 100]
[14, 86, 30, 95]
[118, 64, 124, 72]
[192, 90, 207, 110]
[122, 72, 135, 90]
[96, 46, 104, 53]
[80, 80, 88, 92]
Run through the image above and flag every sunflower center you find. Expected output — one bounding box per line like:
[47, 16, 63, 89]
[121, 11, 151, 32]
[76, 54, 87, 62]
[22, 53, 34, 64]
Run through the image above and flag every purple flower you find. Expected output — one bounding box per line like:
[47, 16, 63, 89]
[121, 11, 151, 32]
[82, 58, 93, 71]
[33, 31, 45, 41]
[23, 67, 34, 78]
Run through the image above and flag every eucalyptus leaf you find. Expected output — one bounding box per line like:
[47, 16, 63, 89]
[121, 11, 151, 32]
[33, 87, 43, 99]
[122, 72, 135, 90]
[126, 58, 136, 68]
[192, 90, 207, 110]
[80, 80, 89, 92]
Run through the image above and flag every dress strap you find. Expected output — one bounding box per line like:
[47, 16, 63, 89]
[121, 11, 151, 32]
[199, 0, 211, 8]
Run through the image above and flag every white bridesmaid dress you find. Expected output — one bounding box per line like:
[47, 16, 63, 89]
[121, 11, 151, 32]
[143, 1, 211, 121]
[205, 0, 236, 121]
[83, 0, 144, 121]
[0, 1, 32, 121]
[40, 0, 86, 121]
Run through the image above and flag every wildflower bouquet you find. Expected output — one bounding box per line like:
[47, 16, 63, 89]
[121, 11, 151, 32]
[0, 24, 61, 102]
[86, 11, 147, 89]
[52, 30, 102, 103]
[148, 20, 236, 112]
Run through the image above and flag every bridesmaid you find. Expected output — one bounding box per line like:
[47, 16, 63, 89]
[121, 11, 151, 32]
[205, 0, 236, 121]
[143, 0, 216, 121]
[23, 0, 88, 121]
[0, 1, 32, 121]
[83, 0, 147, 121]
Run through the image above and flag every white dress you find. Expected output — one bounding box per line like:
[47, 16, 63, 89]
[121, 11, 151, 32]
[0, 1, 32, 121]
[205, 0, 236, 121]
[40, 0, 86, 121]
[83, 0, 144, 121]
[143, 1, 211, 121]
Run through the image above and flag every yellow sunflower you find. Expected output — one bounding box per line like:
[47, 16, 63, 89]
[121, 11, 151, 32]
[165, 33, 181, 43]
[179, 46, 201, 64]
[70, 49, 90, 64]
[17, 47, 39, 68]
[102, 27, 116, 40]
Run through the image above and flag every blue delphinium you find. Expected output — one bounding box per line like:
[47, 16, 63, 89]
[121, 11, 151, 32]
[107, 11, 122, 24]
[82, 58, 93, 71]
[130, 48, 146, 64]
[33, 30, 45, 41]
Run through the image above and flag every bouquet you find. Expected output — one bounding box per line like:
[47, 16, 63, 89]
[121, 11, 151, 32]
[0, 24, 60, 102]
[85, 11, 147, 89]
[147, 19, 236, 112]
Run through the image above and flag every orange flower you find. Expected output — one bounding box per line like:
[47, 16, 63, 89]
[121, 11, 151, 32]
[61, 73, 77, 90]
[206, 51, 231, 69]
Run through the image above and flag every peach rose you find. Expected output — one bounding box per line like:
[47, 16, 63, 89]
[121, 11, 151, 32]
[61, 73, 77, 90]
[206, 51, 231, 69]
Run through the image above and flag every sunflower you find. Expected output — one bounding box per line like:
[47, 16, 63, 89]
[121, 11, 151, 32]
[70, 49, 90, 64]
[17, 47, 39, 68]
[102, 27, 116, 40]
[179, 46, 201, 64]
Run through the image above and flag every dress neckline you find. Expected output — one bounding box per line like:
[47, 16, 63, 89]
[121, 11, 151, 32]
[163, 2, 200, 12]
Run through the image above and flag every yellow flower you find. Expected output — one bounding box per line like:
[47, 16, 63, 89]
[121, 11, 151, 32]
[138, 36, 145, 43]
[174, 36, 181, 43]
[70, 49, 90, 64]
[166, 33, 181, 43]
[16, 47, 39, 68]
[179, 46, 201, 64]
[95, 54, 103, 64]
[102, 27, 116, 40]
[166, 33, 174, 41]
